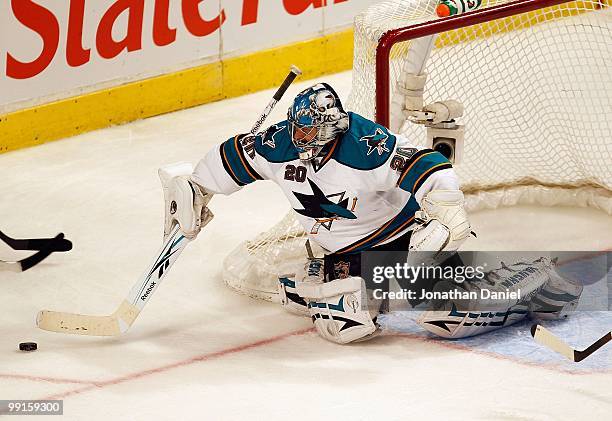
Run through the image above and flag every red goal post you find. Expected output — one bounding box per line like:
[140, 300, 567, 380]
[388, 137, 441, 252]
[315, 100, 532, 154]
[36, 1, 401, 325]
[375, 0, 606, 128]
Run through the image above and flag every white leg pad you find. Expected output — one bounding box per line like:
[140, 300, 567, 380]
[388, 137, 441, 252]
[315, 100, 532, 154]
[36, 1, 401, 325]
[298, 277, 379, 344]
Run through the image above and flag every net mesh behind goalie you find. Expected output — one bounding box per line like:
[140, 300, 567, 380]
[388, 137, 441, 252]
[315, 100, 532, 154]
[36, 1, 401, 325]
[224, 0, 611, 301]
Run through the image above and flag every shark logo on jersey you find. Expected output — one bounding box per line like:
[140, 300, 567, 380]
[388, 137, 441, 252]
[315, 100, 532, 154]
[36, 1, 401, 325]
[360, 128, 390, 156]
[293, 178, 357, 234]
[263, 124, 284, 149]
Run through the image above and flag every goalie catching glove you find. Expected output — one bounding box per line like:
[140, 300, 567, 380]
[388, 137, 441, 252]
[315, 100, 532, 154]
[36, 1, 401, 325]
[159, 162, 214, 241]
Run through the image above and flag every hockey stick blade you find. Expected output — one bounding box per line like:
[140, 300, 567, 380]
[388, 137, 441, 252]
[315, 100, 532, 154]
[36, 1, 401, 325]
[530, 324, 612, 362]
[0, 233, 72, 272]
[0, 230, 72, 251]
[36, 225, 189, 336]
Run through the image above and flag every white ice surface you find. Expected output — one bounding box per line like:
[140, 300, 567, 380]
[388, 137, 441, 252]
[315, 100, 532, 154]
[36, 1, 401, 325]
[1, 71, 611, 420]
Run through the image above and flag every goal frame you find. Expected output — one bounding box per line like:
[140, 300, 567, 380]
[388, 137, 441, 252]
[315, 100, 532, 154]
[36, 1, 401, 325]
[375, 0, 589, 127]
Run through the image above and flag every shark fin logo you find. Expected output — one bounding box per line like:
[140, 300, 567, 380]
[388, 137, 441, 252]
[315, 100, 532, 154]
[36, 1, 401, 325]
[293, 178, 357, 234]
[262, 124, 284, 149]
[360, 128, 390, 156]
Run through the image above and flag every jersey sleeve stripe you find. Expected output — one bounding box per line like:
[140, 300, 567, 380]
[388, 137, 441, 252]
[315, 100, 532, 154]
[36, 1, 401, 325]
[219, 145, 246, 187]
[396, 150, 436, 187]
[220, 138, 258, 185]
[233, 136, 263, 181]
[412, 163, 453, 193]
[397, 150, 451, 193]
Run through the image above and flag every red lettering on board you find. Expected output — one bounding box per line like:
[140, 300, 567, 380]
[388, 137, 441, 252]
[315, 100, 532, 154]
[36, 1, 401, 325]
[6, 0, 60, 79]
[67, 0, 91, 67]
[283, 0, 325, 16]
[182, 0, 226, 37]
[96, 0, 145, 60]
[153, 0, 177, 46]
[5, 0, 349, 79]
[241, 0, 259, 25]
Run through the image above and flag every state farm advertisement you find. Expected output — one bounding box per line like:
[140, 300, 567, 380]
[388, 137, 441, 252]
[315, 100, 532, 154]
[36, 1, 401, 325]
[0, 0, 377, 112]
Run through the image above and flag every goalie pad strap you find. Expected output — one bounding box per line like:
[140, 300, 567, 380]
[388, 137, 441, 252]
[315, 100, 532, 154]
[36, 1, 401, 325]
[296, 276, 361, 299]
[278, 257, 325, 317]
[528, 266, 583, 320]
[300, 277, 378, 344]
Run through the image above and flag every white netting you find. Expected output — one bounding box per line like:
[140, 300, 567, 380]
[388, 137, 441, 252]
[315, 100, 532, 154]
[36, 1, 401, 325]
[222, 211, 308, 301]
[224, 0, 612, 301]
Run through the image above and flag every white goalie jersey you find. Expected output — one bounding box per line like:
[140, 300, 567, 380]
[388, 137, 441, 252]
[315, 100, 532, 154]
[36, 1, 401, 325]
[192, 112, 459, 253]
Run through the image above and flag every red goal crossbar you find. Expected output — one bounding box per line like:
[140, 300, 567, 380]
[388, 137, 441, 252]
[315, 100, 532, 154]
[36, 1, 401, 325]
[374, 0, 587, 127]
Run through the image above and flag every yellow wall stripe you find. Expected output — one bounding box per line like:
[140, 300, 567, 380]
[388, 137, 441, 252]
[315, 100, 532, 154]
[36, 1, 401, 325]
[0, 29, 354, 154]
[2, 1, 607, 155]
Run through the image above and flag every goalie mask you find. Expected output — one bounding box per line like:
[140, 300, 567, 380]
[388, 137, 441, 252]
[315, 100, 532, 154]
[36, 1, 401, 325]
[287, 83, 349, 160]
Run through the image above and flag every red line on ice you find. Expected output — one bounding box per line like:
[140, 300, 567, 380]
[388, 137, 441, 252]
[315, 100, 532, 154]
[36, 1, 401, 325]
[0, 373, 97, 385]
[39, 327, 315, 401]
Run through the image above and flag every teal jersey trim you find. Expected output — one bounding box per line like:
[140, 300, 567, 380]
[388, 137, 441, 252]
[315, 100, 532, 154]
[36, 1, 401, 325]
[253, 121, 299, 163]
[397, 149, 452, 193]
[333, 113, 397, 171]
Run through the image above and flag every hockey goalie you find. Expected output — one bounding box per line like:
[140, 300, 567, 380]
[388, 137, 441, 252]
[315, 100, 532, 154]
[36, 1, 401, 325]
[163, 83, 582, 344]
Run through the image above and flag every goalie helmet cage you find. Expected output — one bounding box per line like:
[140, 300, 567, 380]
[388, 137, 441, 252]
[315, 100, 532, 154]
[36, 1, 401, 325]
[223, 0, 611, 301]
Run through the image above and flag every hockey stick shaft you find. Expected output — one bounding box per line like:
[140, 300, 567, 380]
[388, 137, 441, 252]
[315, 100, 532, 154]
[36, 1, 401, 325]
[250, 65, 302, 134]
[531, 324, 611, 362]
[36, 225, 189, 335]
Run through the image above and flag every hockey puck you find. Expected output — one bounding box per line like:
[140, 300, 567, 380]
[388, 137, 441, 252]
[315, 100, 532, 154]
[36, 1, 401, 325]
[19, 342, 37, 352]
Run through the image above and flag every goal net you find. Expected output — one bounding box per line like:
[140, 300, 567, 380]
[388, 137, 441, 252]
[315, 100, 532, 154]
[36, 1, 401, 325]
[223, 0, 611, 301]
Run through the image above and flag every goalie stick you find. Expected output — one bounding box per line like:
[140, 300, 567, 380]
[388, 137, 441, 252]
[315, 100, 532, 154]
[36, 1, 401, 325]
[36, 65, 302, 336]
[0, 231, 72, 272]
[531, 324, 611, 362]
[36, 225, 189, 335]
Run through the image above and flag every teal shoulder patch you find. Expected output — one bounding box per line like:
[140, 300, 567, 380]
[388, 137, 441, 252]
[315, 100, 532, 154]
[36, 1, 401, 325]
[253, 121, 299, 163]
[334, 113, 396, 170]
